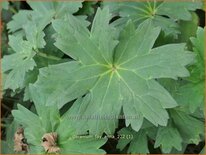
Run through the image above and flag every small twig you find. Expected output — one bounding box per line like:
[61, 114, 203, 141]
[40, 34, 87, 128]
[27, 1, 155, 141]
[37, 51, 62, 61]
[3, 97, 20, 101]
[2, 103, 11, 112]
[9, 6, 17, 14]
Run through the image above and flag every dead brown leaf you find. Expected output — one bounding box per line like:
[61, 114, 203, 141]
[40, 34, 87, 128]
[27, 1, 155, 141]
[41, 132, 60, 153]
[14, 127, 28, 153]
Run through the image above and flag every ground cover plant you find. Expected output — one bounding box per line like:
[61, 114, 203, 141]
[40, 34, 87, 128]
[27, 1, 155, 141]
[1, 0, 205, 154]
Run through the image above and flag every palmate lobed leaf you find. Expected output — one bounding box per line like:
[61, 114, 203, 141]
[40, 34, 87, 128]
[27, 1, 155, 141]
[117, 108, 204, 154]
[2, 35, 36, 91]
[189, 27, 205, 82]
[2, 20, 49, 92]
[154, 126, 183, 153]
[174, 27, 205, 113]
[7, 1, 83, 33]
[27, 0, 82, 17]
[3, 1, 86, 99]
[170, 109, 204, 144]
[12, 97, 106, 154]
[32, 7, 195, 135]
[103, 0, 202, 37]
[175, 82, 204, 113]
[116, 127, 150, 153]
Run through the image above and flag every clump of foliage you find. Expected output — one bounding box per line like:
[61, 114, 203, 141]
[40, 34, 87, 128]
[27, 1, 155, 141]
[1, 0, 205, 154]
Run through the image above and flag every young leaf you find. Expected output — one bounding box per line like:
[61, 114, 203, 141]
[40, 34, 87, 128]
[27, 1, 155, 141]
[2, 36, 36, 91]
[103, 0, 202, 37]
[32, 8, 195, 134]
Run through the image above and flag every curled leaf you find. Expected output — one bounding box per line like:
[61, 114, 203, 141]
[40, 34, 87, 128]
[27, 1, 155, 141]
[41, 132, 60, 153]
[14, 128, 28, 153]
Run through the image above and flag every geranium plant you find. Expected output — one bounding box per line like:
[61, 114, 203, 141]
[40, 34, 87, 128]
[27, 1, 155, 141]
[1, 0, 205, 154]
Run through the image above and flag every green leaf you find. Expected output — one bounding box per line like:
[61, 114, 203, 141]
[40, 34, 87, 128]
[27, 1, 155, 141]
[77, 1, 96, 16]
[1, 121, 19, 154]
[5, 2, 82, 94]
[66, 72, 122, 135]
[7, 1, 83, 34]
[4, 18, 48, 92]
[1, 141, 13, 154]
[127, 130, 149, 153]
[116, 128, 133, 151]
[7, 10, 30, 32]
[178, 12, 199, 44]
[23, 21, 46, 49]
[43, 24, 64, 57]
[59, 97, 89, 135]
[23, 68, 39, 101]
[32, 62, 108, 108]
[116, 30, 195, 79]
[27, 1, 82, 18]
[114, 20, 193, 130]
[170, 109, 204, 144]
[59, 136, 106, 154]
[175, 82, 204, 113]
[52, 7, 117, 65]
[103, 0, 202, 36]
[154, 126, 182, 153]
[1, 1, 9, 10]
[173, 27, 205, 113]
[2, 35, 36, 91]
[32, 8, 194, 134]
[158, 77, 204, 143]
[189, 27, 205, 82]
[200, 147, 205, 154]
[12, 102, 106, 154]
[12, 104, 43, 146]
[117, 127, 149, 153]
[157, 1, 202, 20]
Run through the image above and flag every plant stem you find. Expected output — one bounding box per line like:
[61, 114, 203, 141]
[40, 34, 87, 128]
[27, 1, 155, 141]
[9, 7, 17, 14]
[2, 103, 11, 112]
[37, 51, 61, 61]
